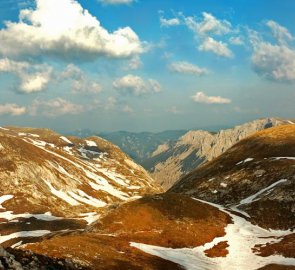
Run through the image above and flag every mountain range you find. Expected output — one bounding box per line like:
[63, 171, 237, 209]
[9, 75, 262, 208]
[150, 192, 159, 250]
[0, 120, 294, 269]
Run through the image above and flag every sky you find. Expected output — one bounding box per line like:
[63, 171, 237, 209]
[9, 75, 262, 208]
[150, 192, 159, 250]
[0, 0, 294, 132]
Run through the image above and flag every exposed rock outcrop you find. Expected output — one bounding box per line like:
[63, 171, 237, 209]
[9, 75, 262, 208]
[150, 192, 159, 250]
[147, 118, 293, 189]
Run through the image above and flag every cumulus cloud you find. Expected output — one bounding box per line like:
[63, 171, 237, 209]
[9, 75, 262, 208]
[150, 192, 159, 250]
[30, 98, 85, 117]
[0, 58, 52, 93]
[266, 20, 293, 45]
[0, 103, 27, 116]
[0, 0, 143, 60]
[61, 64, 102, 93]
[113, 74, 161, 96]
[168, 61, 208, 75]
[249, 22, 295, 82]
[160, 16, 180, 27]
[185, 12, 231, 36]
[199, 37, 233, 58]
[251, 42, 295, 82]
[191, 92, 231, 104]
[98, 0, 134, 5]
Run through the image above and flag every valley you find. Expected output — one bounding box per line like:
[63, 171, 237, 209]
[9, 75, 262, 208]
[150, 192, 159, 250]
[0, 121, 294, 269]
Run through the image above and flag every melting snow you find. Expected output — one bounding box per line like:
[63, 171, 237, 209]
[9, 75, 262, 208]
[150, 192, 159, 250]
[85, 140, 97, 147]
[0, 195, 13, 209]
[0, 230, 51, 244]
[131, 199, 295, 270]
[68, 190, 106, 208]
[239, 179, 288, 205]
[0, 210, 62, 221]
[44, 180, 80, 206]
[236, 158, 254, 165]
[79, 212, 100, 225]
[271, 157, 295, 161]
[60, 136, 72, 144]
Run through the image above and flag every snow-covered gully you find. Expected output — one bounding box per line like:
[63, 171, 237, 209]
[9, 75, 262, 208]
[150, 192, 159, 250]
[131, 199, 295, 270]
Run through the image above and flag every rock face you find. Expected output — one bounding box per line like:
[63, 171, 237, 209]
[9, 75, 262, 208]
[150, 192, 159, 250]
[98, 130, 187, 164]
[146, 118, 292, 190]
[0, 126, 160, 247]
[170, 124, 295, 230]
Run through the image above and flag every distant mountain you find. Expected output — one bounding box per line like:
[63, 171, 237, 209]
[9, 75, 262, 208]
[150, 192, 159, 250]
[146, 118, 294, 190]
[0, 126, 160, 248]
[68, 130, 188, 164]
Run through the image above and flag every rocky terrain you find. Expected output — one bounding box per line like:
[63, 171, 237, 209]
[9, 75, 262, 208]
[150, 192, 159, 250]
[95, 130, 187, 164]
[0, 123, 294, 269]
[170, 124, 295, 230]
[146, 118, 294, 189]
[0, 126, 160, 248]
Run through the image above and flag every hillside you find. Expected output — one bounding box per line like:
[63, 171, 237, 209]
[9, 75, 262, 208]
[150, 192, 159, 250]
[0, 126, 160, 248]
[147, 118, 293, 189]
[0, 124, 294, 269]
[170, 124, 295, 230]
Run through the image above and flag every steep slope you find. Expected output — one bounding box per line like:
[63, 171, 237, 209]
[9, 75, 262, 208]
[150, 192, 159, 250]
[98, 130, 187, 164]
[0, 126, 160, 247]
[147, 118, 293, 190]
[170, 124, 295, 230]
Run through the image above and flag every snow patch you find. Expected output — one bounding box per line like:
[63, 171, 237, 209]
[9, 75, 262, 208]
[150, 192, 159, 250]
[44, 180, 80, 206]
[85, 140, 97, 147]
[271, 157, 295, 161]
[0, 230, 51, 244]
[131, 198, 295, 270]
[0, 211, 62, 221]
[236, 158, 254, 165]
[60, 136, 72, 144]
[239, 179, 288, 205]
[79, 212, 100, 225]
[0, 195, 13, 209]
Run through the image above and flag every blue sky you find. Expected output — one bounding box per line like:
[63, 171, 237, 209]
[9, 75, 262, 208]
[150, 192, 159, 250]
[0, 0, 294, 132]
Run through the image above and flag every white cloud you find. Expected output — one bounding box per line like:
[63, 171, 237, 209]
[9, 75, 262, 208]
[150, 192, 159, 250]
[191, 92, 231, 104]
[185, 12, 231, 36]
[266, 20, 293, 45]
[251, 42, 295, 82]
[0, 103, 27, 116]
[0, 0, 143, 60]
[61, 64, 102, 93]
[0, 58, 52, 93]
[98, 0, 134, 5]
[229, 36, 244, 46]
[113, 74, 161, 96]
[160, 16, 180, 27]
[199, 37, 233, 58]
[168, 61, 208, 75]
[30, 98, 85, 117]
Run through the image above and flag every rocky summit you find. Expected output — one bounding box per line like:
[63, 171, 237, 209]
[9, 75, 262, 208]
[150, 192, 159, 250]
[146, 118, 293, 190]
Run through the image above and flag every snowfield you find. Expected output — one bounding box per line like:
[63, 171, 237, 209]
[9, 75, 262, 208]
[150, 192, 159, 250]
[131, 199, 295, 270]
